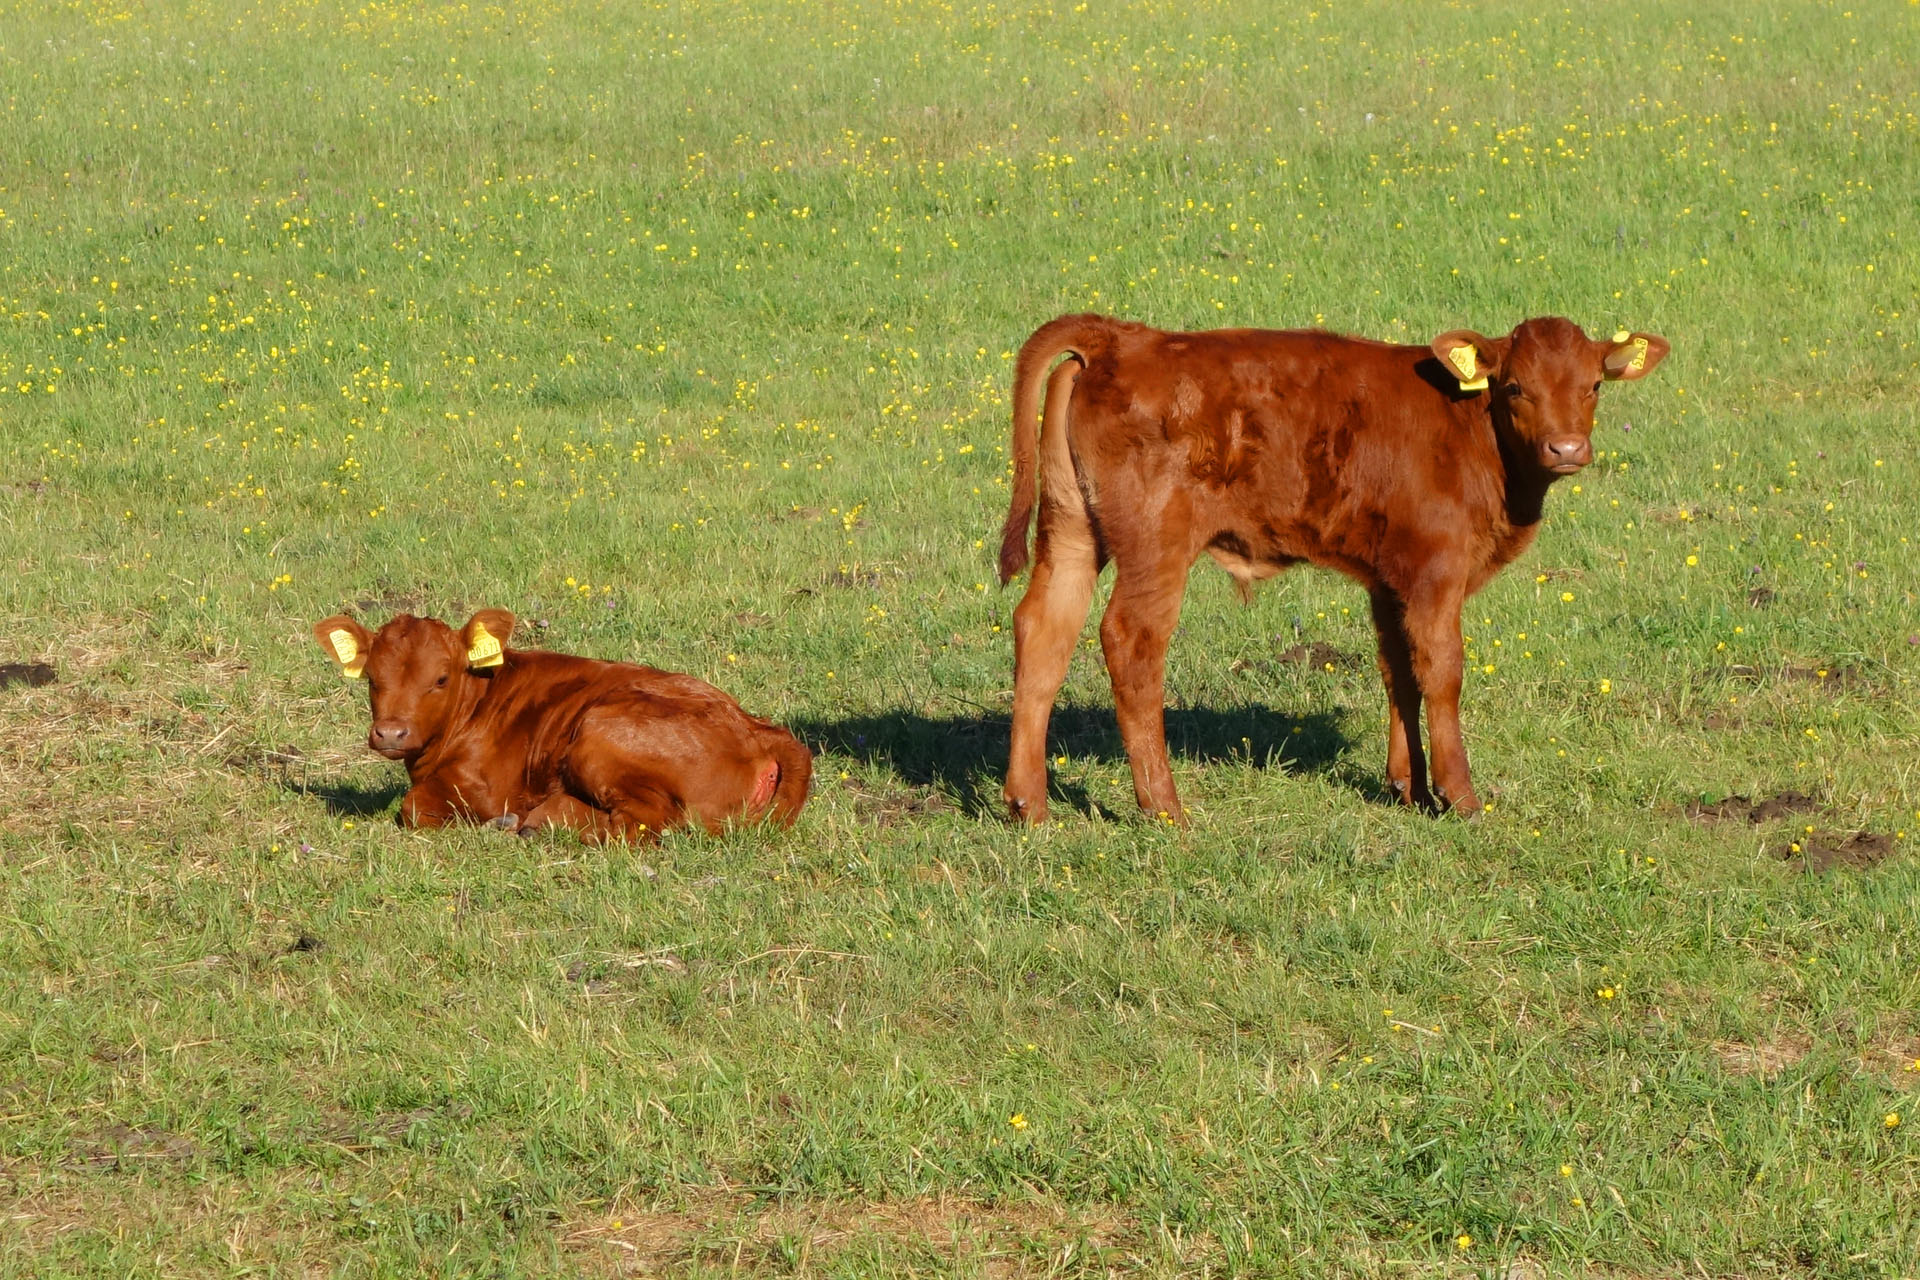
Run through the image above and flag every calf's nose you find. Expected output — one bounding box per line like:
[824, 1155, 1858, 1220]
[369, 720, 412, 751]
[1543, 436, 1591, 468]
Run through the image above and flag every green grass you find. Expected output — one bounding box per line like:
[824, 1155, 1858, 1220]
[2, 0, 1918, 1274]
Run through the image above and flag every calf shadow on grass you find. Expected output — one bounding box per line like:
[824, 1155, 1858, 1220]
[286, 777, 407, 818]
[793, 703, 1358, 819]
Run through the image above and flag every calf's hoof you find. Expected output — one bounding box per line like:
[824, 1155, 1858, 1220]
[488, 814, 520, 831]
[1388, 777, 1439, 813]
[1003, 790, 1048, 826]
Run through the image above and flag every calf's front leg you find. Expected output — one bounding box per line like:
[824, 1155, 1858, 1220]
[398, 781, 463, 828]
[399, 777, 511, 829]
[1400, 588, 1480, 815]
[1368, 589, 1433, 810]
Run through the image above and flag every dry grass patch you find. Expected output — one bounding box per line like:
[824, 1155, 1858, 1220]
[1868, 1034, 1920, 1082]
[0, 615, 366, 859]
[0, 617, 259, 841]
[0, 1171, 337, 1274]
[1713, 1034, 1813, 1079]
[562, 1189, 1153, 1277]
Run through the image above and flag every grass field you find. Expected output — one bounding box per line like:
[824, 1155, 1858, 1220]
[3, 0, 1918, 1273]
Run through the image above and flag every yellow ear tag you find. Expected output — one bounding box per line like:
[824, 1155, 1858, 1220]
[1628, 336, 1649, 372]
[1612, 330, 1631, 344]
[1446, 344, 1487, 391]
[328, 628, 366, 679]
[467, 623, 504, 668]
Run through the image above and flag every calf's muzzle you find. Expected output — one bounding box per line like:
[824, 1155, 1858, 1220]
[369, 720, 414, 756]
[1541, 436, 1591, 472]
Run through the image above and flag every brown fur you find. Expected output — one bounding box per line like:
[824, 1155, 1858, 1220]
[998, 313, 1669, 821]
[312, 610, 811, 843]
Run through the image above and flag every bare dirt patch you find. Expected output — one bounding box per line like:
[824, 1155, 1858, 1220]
[1275, 641, 1364, 671]
[315, 1103, 474, 1152]
[566, 950, 690, 994]
[65, 1125, 207, 1171]
[770, 505, 824, 523]
[224, 741, 308, 779]
[1779, 663, 1862, 690]
[1234, 641, 1366, 677]
[1772, 830, 1899, 873]
[1866, 1035, 1920, 1079]
[1650, 506, 1714, 525]
[1700, 662, 1864, 693]
[824, 566, 884, 590]
[844, 778, 953, 826]
[0, 662, 56, 690]
[352, 590, 422, 616]
[1685, 790, 1820, 824]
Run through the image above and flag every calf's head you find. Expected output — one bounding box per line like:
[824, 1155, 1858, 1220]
[1432, 318, 1669, 476]
[312, 609, 516, 760]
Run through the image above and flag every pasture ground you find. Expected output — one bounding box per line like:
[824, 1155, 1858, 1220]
[2, 0, 1917, 1274]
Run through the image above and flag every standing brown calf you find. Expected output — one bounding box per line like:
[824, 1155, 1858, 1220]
[313, 609, 811, 843]
[998, 314, 1669, 821]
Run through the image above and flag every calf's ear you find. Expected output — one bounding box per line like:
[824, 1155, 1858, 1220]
[461, 608, 515, 669]
[1600, 330, 1670, 381]
[1430, 330, 1508, 392]
[313, 615, 373, 679]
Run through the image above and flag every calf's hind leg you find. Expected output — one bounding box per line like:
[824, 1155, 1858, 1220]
[604, 789, 681, 845]
[517, 792, 618, 841]
[1004, 359, 1098, 825]
[561, 715, 691, 843]
[1005, 515, 1099, 823]
[1100, 551, 1192, 824]
[528, 785, 679, 845]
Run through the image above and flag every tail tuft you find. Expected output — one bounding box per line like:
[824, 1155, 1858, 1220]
[997, 520, 1031, 584]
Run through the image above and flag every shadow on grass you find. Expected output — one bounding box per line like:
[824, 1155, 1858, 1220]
[792, 702, 1358, 818]
[286, 777, 406, 818]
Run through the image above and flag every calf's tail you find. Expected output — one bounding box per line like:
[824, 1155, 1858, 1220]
[763, 731, 814, 827]
[997, 314, 1109, 584]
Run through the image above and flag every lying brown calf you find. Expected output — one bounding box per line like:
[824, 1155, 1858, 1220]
[313, 609, 811, 843]
[998, 314, 1669, 821]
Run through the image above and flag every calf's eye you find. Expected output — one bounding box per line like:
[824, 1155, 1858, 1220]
[1503, 382, 1525, 399]
[435, 675, 448, 688]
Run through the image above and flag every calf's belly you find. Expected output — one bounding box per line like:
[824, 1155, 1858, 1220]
[1199, 508, 1364, 591]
